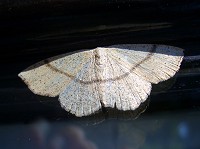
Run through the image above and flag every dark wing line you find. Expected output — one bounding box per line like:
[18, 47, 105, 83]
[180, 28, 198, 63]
[44, 59, 75, 78]
[44, 45, 156, 84]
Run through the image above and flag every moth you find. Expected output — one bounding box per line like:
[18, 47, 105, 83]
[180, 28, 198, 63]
[18, 44, 184, 117]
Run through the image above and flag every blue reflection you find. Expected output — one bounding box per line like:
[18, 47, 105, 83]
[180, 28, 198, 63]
[178, 122, 189, 139]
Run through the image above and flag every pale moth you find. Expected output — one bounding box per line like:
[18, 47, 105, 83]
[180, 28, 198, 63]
[18, 44, 184, 117]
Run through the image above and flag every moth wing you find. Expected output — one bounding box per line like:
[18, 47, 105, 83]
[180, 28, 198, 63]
[58, 56, 102, 117]
[98, 53, 152, 111]
[18, 50, 92, 97]
[107, 44, 184, 84]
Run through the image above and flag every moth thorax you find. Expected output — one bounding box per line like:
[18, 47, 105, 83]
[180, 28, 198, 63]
[93, 48, 106, 67]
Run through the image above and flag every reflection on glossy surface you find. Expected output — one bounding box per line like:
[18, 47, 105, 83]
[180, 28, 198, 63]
[50, 125, 97, 149]
[0, 111, 199, 149]
[178, 122, 189, 139]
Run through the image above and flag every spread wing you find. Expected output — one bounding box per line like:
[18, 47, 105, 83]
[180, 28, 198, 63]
[107, 44, 184, 84]
[18, 50, 92, 97]
[19, 44, 184, 117]
[58, 59, 102, 117]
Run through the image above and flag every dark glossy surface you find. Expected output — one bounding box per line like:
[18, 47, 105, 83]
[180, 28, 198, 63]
[0, 0, 200, 148]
